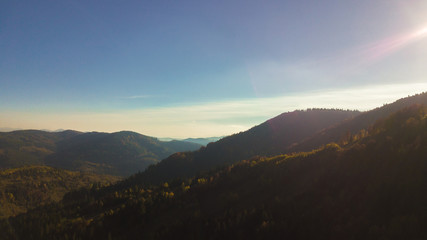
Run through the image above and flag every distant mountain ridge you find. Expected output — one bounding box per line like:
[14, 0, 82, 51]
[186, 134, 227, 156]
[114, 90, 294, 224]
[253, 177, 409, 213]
[160, 137, 223, 146]
[0, 130, 81, 168]
[289, 91, 427, 152]
[0, 130, 202, 176]
[135, 108, 360, 184]
[4, 103, 427, 239]
[0, 128, 23, 132]
[183, 137, 223, 146]
[133, 92, 427, 185]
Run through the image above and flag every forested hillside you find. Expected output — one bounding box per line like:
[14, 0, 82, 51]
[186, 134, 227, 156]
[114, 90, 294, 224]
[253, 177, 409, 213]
[136, 109, 360, 184]
[0, 130, 201, 176]
[0, 130, 80, 168]
[129, 93, 427, 185]
[4, 1, 427, 239]
[45, 131, 201, 176]
[0, 166, 119, 219]
[2, 104, 426, 239]
[290, 92, 427, 152]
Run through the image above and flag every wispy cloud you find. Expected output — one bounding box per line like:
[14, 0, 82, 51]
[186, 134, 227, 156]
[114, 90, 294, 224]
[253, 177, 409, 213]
[120, 95, 154, 99]
[361, 25, 427, 63]
[246, 25, 427, 96]
[3, 83, 427, 138]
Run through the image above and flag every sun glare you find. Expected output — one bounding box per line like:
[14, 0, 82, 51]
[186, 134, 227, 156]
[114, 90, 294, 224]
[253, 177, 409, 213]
[415, 26, 427, 36]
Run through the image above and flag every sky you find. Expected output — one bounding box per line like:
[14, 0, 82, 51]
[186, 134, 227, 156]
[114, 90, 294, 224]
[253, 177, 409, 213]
[1, 0, 427, 138]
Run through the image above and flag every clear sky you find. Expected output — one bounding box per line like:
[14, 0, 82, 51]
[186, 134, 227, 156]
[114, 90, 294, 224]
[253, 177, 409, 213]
[1, 0, 427, 138]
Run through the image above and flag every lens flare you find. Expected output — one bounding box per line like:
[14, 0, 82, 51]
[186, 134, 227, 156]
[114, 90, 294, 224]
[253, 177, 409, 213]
[415, 27, 427, 36]
[360, 25, 427, 63]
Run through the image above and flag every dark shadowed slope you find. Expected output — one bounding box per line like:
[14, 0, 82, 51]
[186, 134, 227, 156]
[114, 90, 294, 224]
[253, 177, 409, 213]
[45, 131, 202, 176]
[0, 166, 120, 219]
[289, 91, 427, 152]
[0, 130, 81, 168]
[162, 140, 206, 152]
[136, 109, 360, 184]
[182, 137, 223, 146]
[0, 130, 202, 176]
[3, 104, 426, 240]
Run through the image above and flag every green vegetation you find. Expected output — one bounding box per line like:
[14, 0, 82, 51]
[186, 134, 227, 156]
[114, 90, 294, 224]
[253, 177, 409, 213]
[290, 91, 427, 152]
[0, 130, 80, 168]
[45, 131, 202, 176]
[136, 109, 360, 185]
[2, 103, 426, 239]
[136, 92, 427, 186]
[0, 130, 201, 176]
[0, 166, 120, 219]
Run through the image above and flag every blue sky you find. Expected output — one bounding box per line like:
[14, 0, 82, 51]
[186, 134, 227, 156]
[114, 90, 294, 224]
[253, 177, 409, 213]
[1, 0, 427, 137]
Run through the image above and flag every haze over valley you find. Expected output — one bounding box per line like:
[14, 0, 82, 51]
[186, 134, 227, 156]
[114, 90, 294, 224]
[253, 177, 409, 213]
[1, 1, 427, 239]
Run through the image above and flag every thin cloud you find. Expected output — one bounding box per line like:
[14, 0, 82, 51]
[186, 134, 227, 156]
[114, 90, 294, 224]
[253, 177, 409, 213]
[246, 25, 427, 96]
[121, 95, 154, 99]
[3, 83, 427, 138]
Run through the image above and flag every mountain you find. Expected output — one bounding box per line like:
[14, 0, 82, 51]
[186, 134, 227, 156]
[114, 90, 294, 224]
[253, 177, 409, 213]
[162, 139, 205, 152]
[133, 109, 360, 184]
[2, 104, 426, 239]
[0, 130, 202, 176]
[160, 137, 222, 146]
[0, 166, 120, 219]
[182, 137, 223, 146]
[129, 93, 427, 185]
[0, 128, 23, 132]
[45, 131, 202, 176]
[0, 130, 81, 168]
[289, 91, 427, 152]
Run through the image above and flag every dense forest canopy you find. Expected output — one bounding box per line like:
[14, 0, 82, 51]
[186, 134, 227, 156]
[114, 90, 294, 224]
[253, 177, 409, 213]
[128, 92, 427, 185]
[0, 130, 201, 176]
[0, 166, 119, 219]
[136, 109, 360, 185]
[1, 101, 426, 239]
[3, 0, 427, 238]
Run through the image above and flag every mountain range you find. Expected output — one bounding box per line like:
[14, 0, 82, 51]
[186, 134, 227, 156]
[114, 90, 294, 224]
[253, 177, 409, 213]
[0, 130, 202, 176]
[0, 92, 426, 239]
[135, 108, 360, 184]
[132, 92, 427, 185]
[1, 93, 426, 239]
[0, 166, 119, 219]
[160, 137, 223, 146]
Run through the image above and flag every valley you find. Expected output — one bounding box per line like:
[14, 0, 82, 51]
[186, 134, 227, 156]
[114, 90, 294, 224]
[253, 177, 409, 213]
[1, 93, 426, 239]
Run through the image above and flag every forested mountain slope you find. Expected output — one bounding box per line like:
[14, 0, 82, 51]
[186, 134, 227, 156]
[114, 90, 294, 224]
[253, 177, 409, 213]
[0, 130, 80, 168]
[289, 91, 427, 152]
[136, 93, 427, 186]
[45, 131, 202, 176]
[0, 130, 201, 176]
[2, 104, 426, 240]
[136, 109, 360, 184]
[0, 166, 119, 219]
